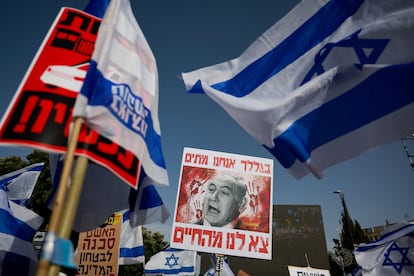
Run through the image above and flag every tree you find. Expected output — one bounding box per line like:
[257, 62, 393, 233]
[339, 212, 369, 250]
[353, 220, 370, 245]
[336, 212, 370, 275]
[339, 210, 354, 251]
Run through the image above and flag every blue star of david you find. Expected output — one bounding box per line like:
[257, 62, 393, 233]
[301, 29, 389, 85]
[382, 241, 414, 273]
[165, 253, 179, 268]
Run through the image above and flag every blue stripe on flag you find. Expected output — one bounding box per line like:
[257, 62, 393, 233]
[267, 62, 414, 168]
[84, 0, 110, 17]
[139, 184, 163, 209]
[0, 209, 36, 242]
[144, 267, 195, 274]
[120, 245, 145, 258]
[80, 61, 166, 169]
[203, 0, 364, 97]
[355, 222, 414, 252]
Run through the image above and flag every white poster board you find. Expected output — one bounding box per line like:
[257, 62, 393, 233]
[171, 147, 273, 260]
[288, 265, 331, 276]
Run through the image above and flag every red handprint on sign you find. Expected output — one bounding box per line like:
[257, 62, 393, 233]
[193, 199, 203, 221]
[247, 181, 259, 214]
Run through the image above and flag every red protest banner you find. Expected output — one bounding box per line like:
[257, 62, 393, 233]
[0, 7, 140, 189]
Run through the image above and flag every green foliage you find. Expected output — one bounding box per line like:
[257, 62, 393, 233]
[118, 227, 168, 276]
[0, 155, 28, 175]
[26, 150, 53, 217]
[353, 220, 370, 244]
[339, 212, 370, 250]
[337, 213, 370, 275]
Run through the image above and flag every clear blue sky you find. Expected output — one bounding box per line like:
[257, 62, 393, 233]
[1, 0, 413, 253]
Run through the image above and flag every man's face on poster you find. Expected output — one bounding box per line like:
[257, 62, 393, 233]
[202, 175, 245, 227]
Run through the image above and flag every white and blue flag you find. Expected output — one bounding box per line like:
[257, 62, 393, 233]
[182, 0, 414, 179]
[354, 222, 414, 275]
[0, 186, 43, 276]
[48, 154, 170, 232]
[144, 248, 197, 276]
[73, 0, 168, 186]
[0, 162, 44, 206]
[119, 209, 145, 265]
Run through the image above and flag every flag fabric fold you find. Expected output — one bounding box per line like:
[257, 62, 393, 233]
[354, 222, 414, 275]
[48, 154, 170, 232]
[119, 209, 145, 265]
[144, 248, 197, 276]
[182, 0, 414, 179]
[0, 187, 43, 276]
[0, 162, 44, 206]
[73, 0, 168, 187]
[44, 0, 170, 233]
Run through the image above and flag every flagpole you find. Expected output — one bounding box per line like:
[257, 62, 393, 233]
[49, 154, 89, 276]
[36, 117, 84, 276]
[215, 254, 224, 276]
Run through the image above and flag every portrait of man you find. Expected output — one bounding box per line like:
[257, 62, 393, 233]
[201, 174, 247, 228]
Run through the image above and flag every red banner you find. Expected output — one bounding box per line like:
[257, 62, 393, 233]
[0, 8, 140, 188]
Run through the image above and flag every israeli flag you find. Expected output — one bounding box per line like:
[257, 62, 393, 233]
[0, 162, 44, 206]
[73, 0, 168, 186]
[119, 210, 145, 265]
[354, 222, 414, 275]
[145, 248, 197, 276]
[0, 187, 43, 276]
[182, 0, 414, 179]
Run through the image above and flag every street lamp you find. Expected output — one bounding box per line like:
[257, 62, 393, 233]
[333, 190, 355, 249]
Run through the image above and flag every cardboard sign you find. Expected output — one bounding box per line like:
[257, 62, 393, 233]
[0, 7, 140, 188]
[77, 212, 122, 276]
[171, 147, 273, 260]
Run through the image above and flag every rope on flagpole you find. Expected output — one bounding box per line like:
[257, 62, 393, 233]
[36, 117, 86, 276]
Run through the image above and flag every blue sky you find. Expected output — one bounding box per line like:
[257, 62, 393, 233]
[1, 0, 413, 253]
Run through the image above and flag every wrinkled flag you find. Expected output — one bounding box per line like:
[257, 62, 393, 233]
[183, 0, 414, 179]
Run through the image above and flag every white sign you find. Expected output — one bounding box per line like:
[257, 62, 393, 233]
[171, 147, 273, 260]
[288, 265, 331, 276]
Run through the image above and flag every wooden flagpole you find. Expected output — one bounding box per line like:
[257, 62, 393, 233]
[36, 117, 86, 276]
[49, 154, 89, 276]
